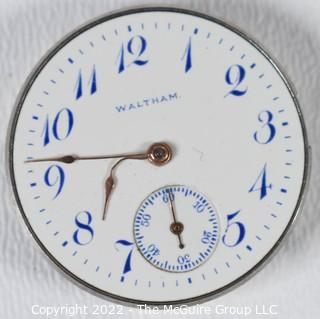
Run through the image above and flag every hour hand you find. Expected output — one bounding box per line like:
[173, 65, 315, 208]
[102, 175, 115, 220]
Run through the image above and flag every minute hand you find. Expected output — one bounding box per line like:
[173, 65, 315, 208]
[25, 152, 147, 164]
[25, 142, 173, 166]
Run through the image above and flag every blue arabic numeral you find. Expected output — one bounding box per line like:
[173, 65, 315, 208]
[147, 244, 160, 256]
[162, 189, 175, 203]
[90, 65, 97, 95]
[193, 200, 205, 213]
[75, 65, 97, 100]
[249, 163, 272, 199]
[254, 110, 276, 144]
[140, 213, 151, 227]
[42, 108, 74, 146]
[75, 71, 82, 99]
[182, 37, 192, 73]
[115, 240, 134, 280]
[73, 211, 94, 245]
[52, 108, 73, 141]
[118, 43, 125, 73]
[222, 210, 246, 247]
[44, 165, 65, 199]
[201, 230, 212, 244]
[42, 116, 50, 146]
[118, 36, 148, 73]
[225, 64, 247, 97]
[177, 254, 190, 264]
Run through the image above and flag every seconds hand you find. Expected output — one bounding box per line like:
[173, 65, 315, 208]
[168, 191, 185, 249]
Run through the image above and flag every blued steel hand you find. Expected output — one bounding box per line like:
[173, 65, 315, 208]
[168, 191, 185, 249]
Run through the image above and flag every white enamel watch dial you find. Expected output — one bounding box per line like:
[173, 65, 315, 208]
[8, 8, 309, 305]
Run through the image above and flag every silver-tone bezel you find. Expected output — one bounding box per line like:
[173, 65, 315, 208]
[6, 6, 311, 307]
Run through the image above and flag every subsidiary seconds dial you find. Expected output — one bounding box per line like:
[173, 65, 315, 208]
[134, 186, 219, 272]
[8, 7, 309, 305]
